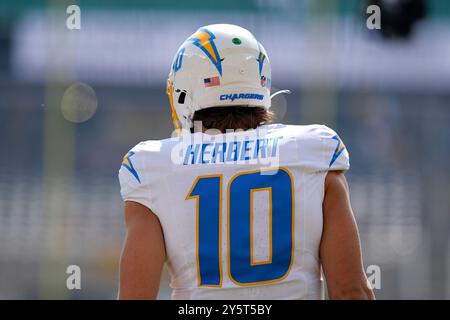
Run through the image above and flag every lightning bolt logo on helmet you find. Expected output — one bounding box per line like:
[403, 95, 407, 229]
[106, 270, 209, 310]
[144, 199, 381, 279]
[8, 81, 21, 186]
[188, 28, 223, 76]
[257, 43, 266, 77]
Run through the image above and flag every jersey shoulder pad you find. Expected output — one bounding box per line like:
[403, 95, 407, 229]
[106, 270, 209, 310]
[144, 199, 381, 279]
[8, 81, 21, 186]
[285, 124, 349, 172]
[118, 140, 162, 210]
[314, 125, 350, 171]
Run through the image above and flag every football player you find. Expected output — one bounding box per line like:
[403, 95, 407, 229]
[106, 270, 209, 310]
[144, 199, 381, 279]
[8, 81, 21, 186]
[118, 24, 374, 300]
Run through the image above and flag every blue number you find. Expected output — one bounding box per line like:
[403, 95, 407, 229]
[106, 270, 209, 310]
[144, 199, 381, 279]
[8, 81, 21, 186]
[186, 168, 294, 287]
[186, 175, 222, 286]
[228, 168, 294, 285]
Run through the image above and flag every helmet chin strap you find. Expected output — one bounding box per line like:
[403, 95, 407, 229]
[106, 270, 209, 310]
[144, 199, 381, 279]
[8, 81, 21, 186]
[270, 89, 291, 100]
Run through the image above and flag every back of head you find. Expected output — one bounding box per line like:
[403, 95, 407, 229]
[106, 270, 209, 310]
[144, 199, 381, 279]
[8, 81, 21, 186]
[192, 106, 273, 133]
[167, 24, 273, 133]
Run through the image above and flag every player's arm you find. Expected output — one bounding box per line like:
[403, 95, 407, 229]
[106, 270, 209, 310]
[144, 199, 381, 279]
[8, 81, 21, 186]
[118, 201, 166, 300]
[320, 171, 375, 300]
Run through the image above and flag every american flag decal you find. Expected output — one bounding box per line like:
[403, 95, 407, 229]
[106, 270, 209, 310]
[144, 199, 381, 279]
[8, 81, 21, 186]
[204, 76, 220, 87]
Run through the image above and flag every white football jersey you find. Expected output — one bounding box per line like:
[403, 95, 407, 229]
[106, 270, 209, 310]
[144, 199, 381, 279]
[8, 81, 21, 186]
[118, 123, 349, 300]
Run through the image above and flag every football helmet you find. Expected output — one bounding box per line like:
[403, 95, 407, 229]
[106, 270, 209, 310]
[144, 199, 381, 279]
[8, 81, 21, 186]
[166, 24, 272, 131]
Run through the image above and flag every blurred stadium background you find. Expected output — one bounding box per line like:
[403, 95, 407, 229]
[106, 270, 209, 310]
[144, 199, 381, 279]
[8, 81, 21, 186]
[0, 0, 449, 299]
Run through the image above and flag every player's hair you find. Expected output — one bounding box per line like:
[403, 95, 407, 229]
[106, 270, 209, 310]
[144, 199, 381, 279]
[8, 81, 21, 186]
[192, 106, 274, 133]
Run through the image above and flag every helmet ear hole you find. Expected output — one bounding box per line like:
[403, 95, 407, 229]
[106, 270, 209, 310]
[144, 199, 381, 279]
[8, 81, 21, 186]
[178, 91, 186, 104]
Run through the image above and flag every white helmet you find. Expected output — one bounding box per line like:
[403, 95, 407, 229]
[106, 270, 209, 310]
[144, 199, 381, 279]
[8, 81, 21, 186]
[167, 24, 272, 131]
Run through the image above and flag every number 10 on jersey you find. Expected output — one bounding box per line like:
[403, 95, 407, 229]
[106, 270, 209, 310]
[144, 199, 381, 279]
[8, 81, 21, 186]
[186, 168, 295, 287]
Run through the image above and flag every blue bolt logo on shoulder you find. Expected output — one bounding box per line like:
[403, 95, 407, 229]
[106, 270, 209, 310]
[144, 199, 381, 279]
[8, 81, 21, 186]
[122, 151, 141, 183]
[220, 93, 264, 102]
